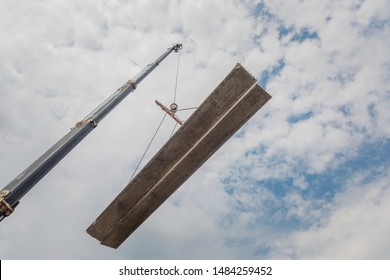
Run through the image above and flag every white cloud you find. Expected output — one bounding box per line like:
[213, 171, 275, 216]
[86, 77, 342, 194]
[270, 168, 390, 259]
[0, 0, 389, 259]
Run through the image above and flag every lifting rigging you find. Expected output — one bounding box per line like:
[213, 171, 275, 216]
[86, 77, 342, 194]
[128, 47, 188, 181]
[129, 48, 197, 181]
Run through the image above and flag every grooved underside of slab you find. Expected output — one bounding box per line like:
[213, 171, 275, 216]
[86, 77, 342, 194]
[87, 63, 272, 248]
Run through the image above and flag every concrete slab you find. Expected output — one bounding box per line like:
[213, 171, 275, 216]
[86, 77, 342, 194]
[87, 63, 271, 248]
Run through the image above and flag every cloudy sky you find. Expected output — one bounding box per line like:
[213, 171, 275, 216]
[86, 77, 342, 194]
[0, 0, 389, 259]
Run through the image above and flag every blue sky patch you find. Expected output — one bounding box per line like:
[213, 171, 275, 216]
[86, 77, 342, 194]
[221, 138, 390, 242]
[362, 17, 390, 36]
[278, 25, 294, 39]
[339, 104, 352, 116]
[259, 59, 285, 87]
[252, 2, 274, 20]
[277, 23, 319, 43]
[288, 111, 314, 124]
[291, 28, 319, 42]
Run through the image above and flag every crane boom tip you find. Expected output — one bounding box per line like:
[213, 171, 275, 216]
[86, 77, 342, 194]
[173, 43, 183, 52]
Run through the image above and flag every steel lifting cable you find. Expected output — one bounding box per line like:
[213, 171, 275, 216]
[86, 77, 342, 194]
[129, 113, 167, 181]
[130, 48, 182, 180]
[169, 122, 178, 139]
[177, 106, 198, 112]
[168, 51, 181, 139]
[173, 50, 181, 103]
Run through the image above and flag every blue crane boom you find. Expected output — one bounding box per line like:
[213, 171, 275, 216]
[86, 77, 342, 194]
[0, 43, 183, 222]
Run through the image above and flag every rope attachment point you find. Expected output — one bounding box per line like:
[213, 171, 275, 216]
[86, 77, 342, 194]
[155, 100, 183, 125]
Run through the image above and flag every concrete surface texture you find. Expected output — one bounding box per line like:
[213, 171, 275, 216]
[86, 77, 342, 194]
[87, 63, 272, 248]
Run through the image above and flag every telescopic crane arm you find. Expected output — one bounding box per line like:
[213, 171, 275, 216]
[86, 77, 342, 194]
[0, 43, 183, 222]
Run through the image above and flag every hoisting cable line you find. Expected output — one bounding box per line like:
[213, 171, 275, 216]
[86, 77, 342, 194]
[129, 113, 167, 181]
[173, 49, 181, 103]
[176, 106, 198, 112]
[130, 47, 183, 181]
[169, 122, 178, 139]
[168, 107, 198, 138]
